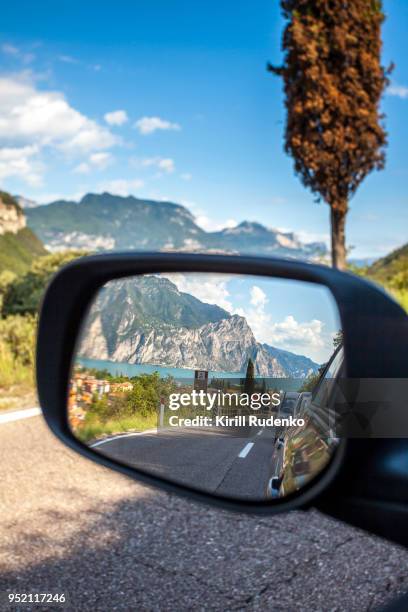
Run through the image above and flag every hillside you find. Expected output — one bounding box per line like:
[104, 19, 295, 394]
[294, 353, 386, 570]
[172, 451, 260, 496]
[367, 242, 408, 288]
[25, 192, 327, 260]
[78, 275, 319, 377]
[0, 192, 47, 275]
[0, 228, 47, 275]
[356, 242, 408, 313]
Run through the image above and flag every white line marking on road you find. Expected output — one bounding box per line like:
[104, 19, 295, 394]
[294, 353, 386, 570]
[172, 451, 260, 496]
[238, 442, 254, 458]
[90, 428, 158, 448]
[256, 429, 264, 436]
[0, 407, 41, 425]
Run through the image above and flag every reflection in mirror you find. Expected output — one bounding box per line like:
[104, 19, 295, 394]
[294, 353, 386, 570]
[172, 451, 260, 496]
[69, 273, 342, 501]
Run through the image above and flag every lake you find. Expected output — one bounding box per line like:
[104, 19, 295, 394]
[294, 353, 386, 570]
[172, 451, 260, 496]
[77, 357, 245, 380]
[76, 358, 302, 391]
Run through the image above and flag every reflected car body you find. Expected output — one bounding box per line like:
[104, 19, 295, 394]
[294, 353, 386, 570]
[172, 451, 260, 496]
[266, 346, 344, 499]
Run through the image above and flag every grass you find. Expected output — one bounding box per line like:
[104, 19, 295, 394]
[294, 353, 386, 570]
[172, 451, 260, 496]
[0, 384, 38, 411]
[73, 404, 221, 445]
[0, 353, 37, 411]
[0, 314, 37, 410]
[0, 350, 33, 387]
[73, 412, 159, 444]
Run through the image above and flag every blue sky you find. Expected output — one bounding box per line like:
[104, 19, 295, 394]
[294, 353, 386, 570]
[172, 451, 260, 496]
[1, 0, 407, 257]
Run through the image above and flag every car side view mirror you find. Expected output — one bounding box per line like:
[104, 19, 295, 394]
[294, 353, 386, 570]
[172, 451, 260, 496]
[37, 253, 408, 545]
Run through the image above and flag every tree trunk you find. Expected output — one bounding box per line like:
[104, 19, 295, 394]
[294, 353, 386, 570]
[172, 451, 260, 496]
[330, 207, 347, 270]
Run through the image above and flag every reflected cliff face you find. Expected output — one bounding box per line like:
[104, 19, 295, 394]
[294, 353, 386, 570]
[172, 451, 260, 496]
[77, 273, 339, 374]
[68, 272, 342, 502]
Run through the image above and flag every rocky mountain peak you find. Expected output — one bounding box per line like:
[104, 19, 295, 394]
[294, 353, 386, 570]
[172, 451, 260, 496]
[0, 192, 26, 236]
[221, 221, 267, 236]
[78, 276, 319, 377]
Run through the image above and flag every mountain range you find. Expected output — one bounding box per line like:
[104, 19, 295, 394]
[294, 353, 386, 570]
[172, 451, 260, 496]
[78, 275, 320, 378]
[23, 192, 328, 260]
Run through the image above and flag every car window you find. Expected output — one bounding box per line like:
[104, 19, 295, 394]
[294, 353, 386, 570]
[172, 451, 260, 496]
[312, 346, 344, 409]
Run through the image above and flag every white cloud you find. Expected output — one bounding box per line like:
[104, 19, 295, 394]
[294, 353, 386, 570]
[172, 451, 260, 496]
[134, 116, 181, 135]
[98, 178, 144, 196]
[157, 158, 175, 173]
[0, 74, 117, 153]
[387, 84, 408, 99]
[90, 151, 112, 168]
[0, 73, 119, 185]
[0, 144, 43, 186]
[250, 286, 267, 307]
[140, 157, 175, 173]
[267, 315, 325, 349]
[180, 173, 192, 181]
[235, 285, 330, 361]
[73, 151, 113, 174]
[195, 215, 237, 232]
[59, 126, 116, 153]
[296, 230, 330, 246]
[163, 273, 233, 313]
[104, 110, 128, 126]
[73, 162, 90, 174]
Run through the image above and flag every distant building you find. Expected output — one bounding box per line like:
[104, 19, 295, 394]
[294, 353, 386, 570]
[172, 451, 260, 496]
[110, 381, 134, 394]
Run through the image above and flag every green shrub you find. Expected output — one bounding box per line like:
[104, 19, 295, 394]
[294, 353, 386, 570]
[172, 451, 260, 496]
[0, 314, 37, 387]
[2, 251, 86, 316]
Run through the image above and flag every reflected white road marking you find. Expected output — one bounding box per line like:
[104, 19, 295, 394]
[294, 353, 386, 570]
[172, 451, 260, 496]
[0, 407, 41, 425]
[238, 442, 254, 458]
[90, 429, 158, 448]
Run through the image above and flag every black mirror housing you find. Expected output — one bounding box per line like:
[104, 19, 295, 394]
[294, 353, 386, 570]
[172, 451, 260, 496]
[36, 252, 408, 545]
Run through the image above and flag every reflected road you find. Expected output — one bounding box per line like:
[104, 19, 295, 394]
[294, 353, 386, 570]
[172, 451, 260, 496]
[92, 425, 277, 500]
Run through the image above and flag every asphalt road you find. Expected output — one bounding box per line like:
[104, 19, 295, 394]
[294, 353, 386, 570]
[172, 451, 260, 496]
[1, 414, 408, 611]
[91, 425, 277, 500]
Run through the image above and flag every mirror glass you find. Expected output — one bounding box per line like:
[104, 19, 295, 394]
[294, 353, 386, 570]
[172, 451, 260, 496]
[69, 272, 342, 501]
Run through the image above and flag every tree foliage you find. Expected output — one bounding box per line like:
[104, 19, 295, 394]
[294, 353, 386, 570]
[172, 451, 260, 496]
[0, 314, 37, 387]
[2, 251, 86, 316]
[269, 0, 390, 268]
[244, 357, 255, 396]
[86, 372, 177, 423]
